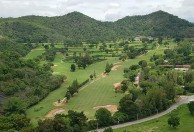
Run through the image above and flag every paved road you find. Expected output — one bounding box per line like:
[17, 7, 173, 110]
[95, 95, 194, 132]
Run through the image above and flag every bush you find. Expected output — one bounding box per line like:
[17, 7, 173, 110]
[188, 101, 194, 115]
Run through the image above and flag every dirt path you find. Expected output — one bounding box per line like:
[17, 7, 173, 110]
[134, 73, 140, 86]
[46, 108, 65, 118]
[111, 65, 122, 71]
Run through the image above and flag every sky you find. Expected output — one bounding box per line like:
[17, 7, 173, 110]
[0, 0, 194, 22]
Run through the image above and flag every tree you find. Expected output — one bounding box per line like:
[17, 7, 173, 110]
[113, 112, 128, 123]
[38, 119, 54, 132]
[0, 114, 30, 131]
[65, 91, 71, 100]
[121, 82, 128, 92]
[118, 95, 139, 121]
[95, 108, 112, 127]
[158, 37, 163, 45]
[93, 71, 96, 78]
[90, 74, 93, 80]
[168, 115, 180, 128]
[188, 101, 194, 115]
[138, 60, 147, 68]
[105, 62, 111, 74]
[9, 114, 30, 131]
[44, 45, 49, 50]
[68, 110, 87, 129]
[3, 97, 27, 115]
[162, 78, 176, 100]
[103, 127, 113, 132]
[71, 64, 76, 72]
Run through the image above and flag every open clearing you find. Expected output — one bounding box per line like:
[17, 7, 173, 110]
[26, 42, 170, 125]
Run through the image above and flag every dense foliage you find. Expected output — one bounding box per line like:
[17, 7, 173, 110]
[0, 11, 194, 43]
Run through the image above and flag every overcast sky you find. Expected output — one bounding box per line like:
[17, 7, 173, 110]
[0, 0, 194, 22]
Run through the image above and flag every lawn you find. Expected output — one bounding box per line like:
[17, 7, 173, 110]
[26, 41, 170, 126]
[24, 47, 45, 59]
[26, 54, 121, 125]
[114, 104, 194, 132]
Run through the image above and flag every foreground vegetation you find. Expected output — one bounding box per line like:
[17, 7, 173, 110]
[114, 104, 194, 132]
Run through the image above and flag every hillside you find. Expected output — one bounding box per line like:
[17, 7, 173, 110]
[114, 10, 194, 37]
[0, 10, 194, 43]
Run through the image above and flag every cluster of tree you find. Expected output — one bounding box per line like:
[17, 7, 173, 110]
[0, 37, 34, 56]
[65, 79, 89, 101]
[0, 50, 64, 108]
[119, 59, 188, 127]
[151, 42, 194, 65]
[126, 46, 147, 59]
[124, 64, 140, 82]
[1, 11, 194, 43]
[105, 62, 113, 74]
[76, 53, 93, 69]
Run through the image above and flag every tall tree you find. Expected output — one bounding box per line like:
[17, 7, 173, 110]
[95, 108, 112, 127]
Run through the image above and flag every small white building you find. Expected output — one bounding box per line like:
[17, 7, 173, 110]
[174, 68, 189, 72]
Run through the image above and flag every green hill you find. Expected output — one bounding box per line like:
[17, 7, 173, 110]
[0, 10, 193, 43]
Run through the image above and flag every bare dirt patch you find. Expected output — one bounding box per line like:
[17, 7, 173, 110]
[111, 65, 122, 71]
[53, 64, 58, 67]
[113, 62, 122, 65]
[53, 98, 67, 106]
[93, 105, 118, 112]
[113, 82, 121, 88]
[102, 73, 108, 78]
[46, 108, 65, 118]
[113, 82, 121, 91]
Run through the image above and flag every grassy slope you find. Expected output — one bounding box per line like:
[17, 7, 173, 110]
[24, 47, 44, 59]
[114, 104, 194, 132]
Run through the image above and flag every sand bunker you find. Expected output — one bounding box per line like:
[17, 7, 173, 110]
[64, 80, 67, 83]
[53, 64, 58, 67]
[113, 82, 121, 88]
[93, 105, 118, 112]
[53, 98, 67, 106]
[111, 65, 122, 71]
[46, 108, 65, 118]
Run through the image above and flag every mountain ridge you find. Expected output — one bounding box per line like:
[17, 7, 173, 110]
[0, 10, 193, 43]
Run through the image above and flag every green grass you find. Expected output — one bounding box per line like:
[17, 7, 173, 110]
[26, 42, 170, 126]
[114, 104, 194, 132]
[26, 54, 121, 125]
[25, 47, 45, 59]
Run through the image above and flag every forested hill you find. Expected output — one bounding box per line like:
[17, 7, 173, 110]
[0, 10, 194, 43]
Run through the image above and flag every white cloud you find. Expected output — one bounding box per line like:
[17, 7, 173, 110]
[0, 0, 193, 22]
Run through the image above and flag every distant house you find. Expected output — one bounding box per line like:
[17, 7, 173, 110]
[148, 36, 154, 41]
[134, 36, 154, 41]
[134, 37, 141, 41]
[174, 68, 189, 72]
[159, 64, 191, 68]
